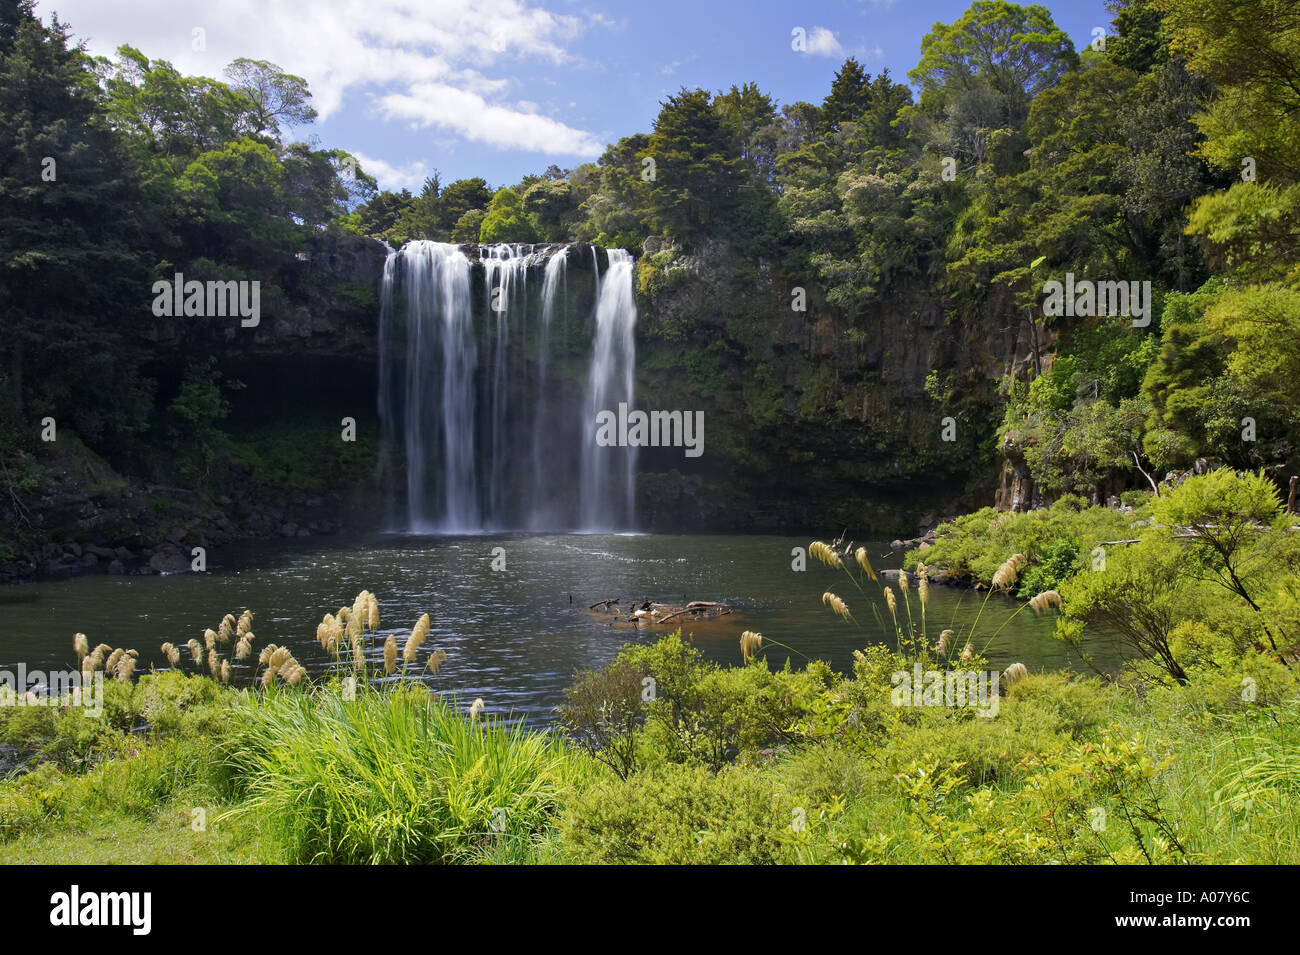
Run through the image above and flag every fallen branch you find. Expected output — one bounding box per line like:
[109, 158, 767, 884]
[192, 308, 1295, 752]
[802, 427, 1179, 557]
[657, 601, 729, 624]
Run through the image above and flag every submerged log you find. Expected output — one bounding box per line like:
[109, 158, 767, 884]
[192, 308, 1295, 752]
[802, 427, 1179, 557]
[585, 597, 735, 628]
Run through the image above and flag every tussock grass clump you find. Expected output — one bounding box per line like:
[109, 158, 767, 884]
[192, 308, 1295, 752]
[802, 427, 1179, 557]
[221, 687, 582, 864]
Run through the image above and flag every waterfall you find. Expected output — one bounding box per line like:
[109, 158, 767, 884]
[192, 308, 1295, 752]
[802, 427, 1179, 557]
[378, 241, 636, 532]
[377, 240, 477, 531]
[481, 244, 533, 525]
[580, 249, 638, 531]
[533, 248, 568, 525]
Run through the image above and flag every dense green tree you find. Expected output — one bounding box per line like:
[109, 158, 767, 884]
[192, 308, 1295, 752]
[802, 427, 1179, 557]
[1158, 0, 1300, 182]
[522, 178, 577, 242]
[223, 57, 317, 140]
[907, 1, 1076, 165]
[0, 1, 152, 450]
[355, 188, 414, 237]
[640, 89, 747, 238]
[478, 187, 539, 244]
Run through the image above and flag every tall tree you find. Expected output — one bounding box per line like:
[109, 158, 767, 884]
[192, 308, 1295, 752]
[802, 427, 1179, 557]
[0, 2, 151, 446]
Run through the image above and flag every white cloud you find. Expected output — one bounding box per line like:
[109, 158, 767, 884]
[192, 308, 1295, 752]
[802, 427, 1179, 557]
[379, 82, 602, 155]
[805, 26, 844, 58]
[36, 0, 601, 155]
[352, 152, 429, 191]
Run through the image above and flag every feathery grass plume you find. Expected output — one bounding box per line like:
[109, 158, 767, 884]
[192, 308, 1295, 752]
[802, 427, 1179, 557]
[208, 649, 220, 676]
[884, 587, 897, 616]
[898, 570, 908, 593]
[261, 667, 275, 689]
[235, 635, 254, 661]
[317, 613, 343, 653]
[991, 553, 1028, 592]
[1027, 590, 1064, 616]
[367, 593, 380, 632]
[115, 652, 137, 682]
[286, 664, 306, 686]
[426, 648, 448, 676]
[187, 639, 203, 665]
[218, 614, 235, 644]
[383, 634, 397, 675]
[469, 698, 485, 720]
[258, 645, 275, 666]
[960, 642, 974, 664]
[105, 648, 124, 675]
[269, 647, 292, 671]
[740, 630, 763, 664]
[204, 628, 217, 651]
[822, 591, 851, 620]
[161, 642, 181, 667]
[220, 660, 232, 684]
[937, 629, 954, 656]
[73, 632, 89, 662]
[346, 600, 363, 639]
[351, 633, 364, 670]
[404, 613, 430, 664]
[237, 610, 253, 638]
[1002, 662, 1028, 688]
[810, 541, 843, 569]
[854, 546, 877, 581]
[351, 591, 372, 634]
[917, 564, 930, 606]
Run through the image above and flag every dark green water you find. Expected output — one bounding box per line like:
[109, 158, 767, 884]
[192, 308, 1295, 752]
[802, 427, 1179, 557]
[2, 534, 1118, 721]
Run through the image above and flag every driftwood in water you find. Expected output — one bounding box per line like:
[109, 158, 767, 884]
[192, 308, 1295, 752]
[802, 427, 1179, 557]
[586, 597, 734, 628]
[657, 601, 728, 624]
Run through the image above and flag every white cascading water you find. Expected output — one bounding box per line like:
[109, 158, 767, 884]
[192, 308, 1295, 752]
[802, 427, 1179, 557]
[533, 248, 568, 523]
[580, 249, 638, 531]
[378, 241, 636, 532]
[378, 240, 478, 531]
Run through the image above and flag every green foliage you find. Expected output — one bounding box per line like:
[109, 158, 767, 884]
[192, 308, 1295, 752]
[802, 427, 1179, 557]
[906, 502, 1142, 590]
[1159, 0, 1300, 182]
[221, 686, 584, 864]
[907, 0, 1077, 164]
[164, 360, 240, 488]
[478, 187, 539, 243]
[611, 630, 830, 771]
[561, 762, 798, 864]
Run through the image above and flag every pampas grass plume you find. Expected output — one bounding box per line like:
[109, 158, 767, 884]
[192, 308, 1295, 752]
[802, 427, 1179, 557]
[1002, 662, 1029, 687]
[1028, 590, 1063, 616]
[404, 613, 430, 664]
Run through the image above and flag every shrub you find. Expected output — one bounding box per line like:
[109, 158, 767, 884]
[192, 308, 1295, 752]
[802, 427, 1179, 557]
[222, 686, 584, 864]
[561, 762, 798, 864]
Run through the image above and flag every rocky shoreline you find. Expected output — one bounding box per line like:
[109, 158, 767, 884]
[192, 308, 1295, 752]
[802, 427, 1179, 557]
[0, 483, 375, 585]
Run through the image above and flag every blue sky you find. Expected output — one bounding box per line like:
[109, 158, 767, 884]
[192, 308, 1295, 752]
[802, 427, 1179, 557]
[38, 0, 1113, 193]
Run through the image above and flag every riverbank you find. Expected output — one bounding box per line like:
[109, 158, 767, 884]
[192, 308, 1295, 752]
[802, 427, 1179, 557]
[5, 469, 1296, 864]
[2, 627, 1296, 864]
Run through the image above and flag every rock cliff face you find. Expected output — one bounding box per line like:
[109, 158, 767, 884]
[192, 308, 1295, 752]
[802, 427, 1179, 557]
[632, 237, 1010, 533]
[144, 232, 388, 359]
[1, 232, 390, 583]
